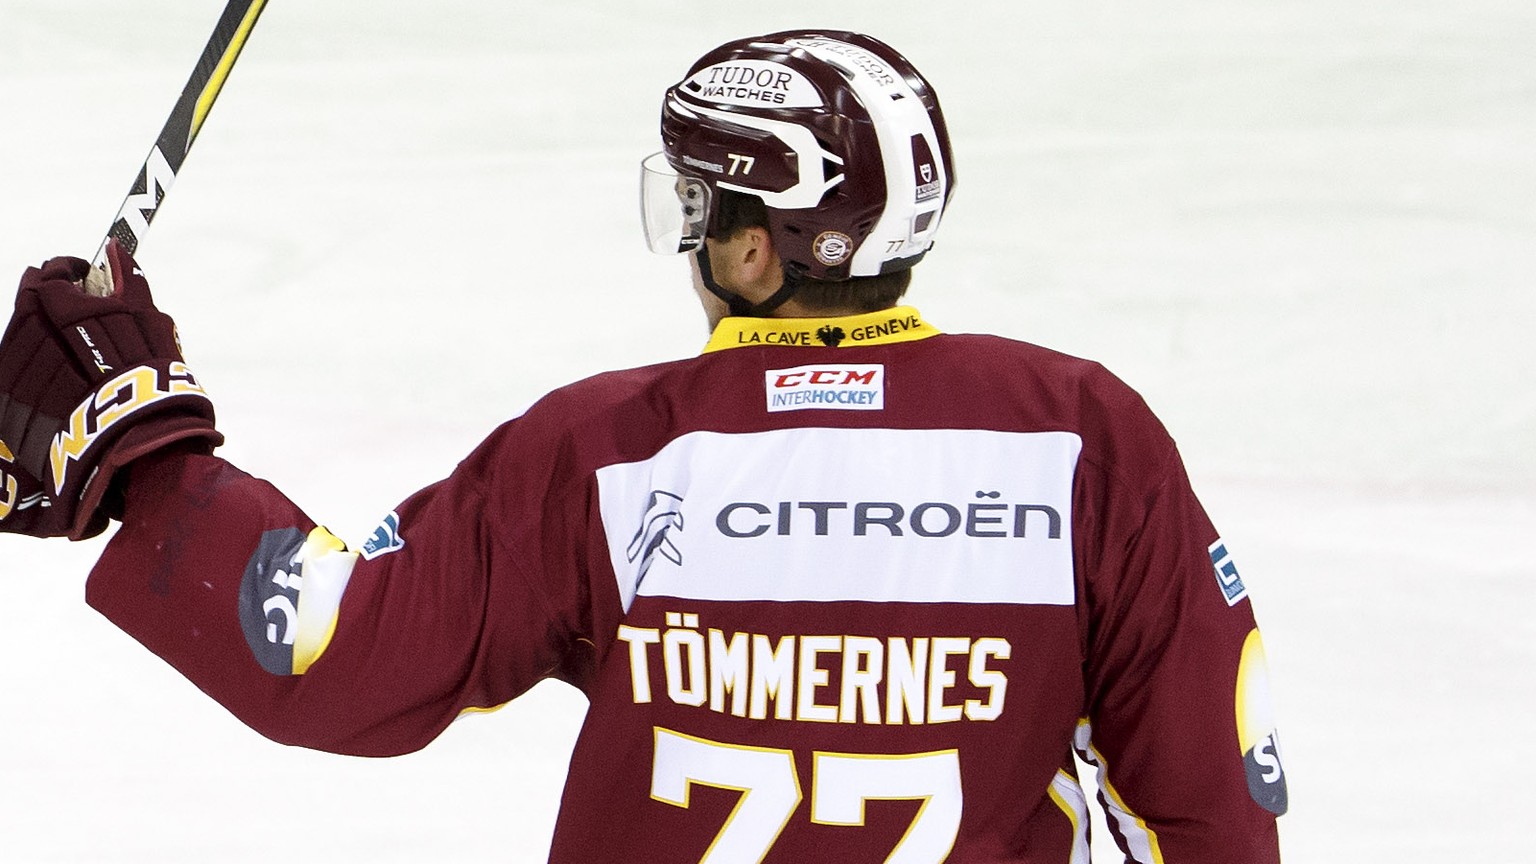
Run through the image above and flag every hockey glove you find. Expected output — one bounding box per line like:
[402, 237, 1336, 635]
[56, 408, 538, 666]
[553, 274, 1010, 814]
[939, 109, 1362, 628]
[0, 240, 223, 540]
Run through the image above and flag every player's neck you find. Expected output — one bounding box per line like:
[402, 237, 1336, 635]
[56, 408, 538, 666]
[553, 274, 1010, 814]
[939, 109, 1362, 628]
[765, 298, 897, 320]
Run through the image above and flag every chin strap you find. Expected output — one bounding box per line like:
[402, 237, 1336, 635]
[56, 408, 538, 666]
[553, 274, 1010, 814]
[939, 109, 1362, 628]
[696, 243, 803, 318]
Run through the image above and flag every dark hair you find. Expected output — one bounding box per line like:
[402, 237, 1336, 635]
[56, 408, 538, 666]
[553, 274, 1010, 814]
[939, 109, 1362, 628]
[710, 189, 913, 314]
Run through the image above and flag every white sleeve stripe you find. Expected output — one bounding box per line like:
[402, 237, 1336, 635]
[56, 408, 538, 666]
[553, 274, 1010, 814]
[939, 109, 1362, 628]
[1073, 721, 1166, 864]
[1046, 770, 1092, 864]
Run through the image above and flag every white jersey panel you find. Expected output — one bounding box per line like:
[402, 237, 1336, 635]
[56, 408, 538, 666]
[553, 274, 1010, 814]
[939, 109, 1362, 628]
[596, 428, 1082, 610]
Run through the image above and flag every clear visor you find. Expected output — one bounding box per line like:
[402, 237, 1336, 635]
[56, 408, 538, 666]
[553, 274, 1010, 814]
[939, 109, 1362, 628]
[640, 151, 711, 255]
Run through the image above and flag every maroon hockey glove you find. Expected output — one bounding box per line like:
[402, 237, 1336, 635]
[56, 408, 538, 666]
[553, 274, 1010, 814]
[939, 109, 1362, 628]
[0, 240, 222, 540]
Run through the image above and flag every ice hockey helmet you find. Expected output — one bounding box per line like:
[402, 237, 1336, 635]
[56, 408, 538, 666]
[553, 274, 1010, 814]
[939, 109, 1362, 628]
[642, 30, 955, 283]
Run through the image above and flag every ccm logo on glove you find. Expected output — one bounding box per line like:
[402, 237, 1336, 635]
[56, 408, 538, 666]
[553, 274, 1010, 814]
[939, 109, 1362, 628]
[0, 439, 17, 521]
[50, 361, 210, 495]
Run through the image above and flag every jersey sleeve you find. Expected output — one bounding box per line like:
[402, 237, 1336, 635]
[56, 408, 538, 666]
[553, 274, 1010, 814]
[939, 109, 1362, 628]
[85, 417, 597, 758]
[1073, 376, 1286, 862]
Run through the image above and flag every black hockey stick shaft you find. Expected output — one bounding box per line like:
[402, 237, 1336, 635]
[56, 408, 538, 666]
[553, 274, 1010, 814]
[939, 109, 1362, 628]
[94, 0, 269, 266]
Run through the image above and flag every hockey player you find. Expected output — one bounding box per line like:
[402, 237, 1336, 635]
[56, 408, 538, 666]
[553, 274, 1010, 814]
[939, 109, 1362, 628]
[0, 30, 1285, 862]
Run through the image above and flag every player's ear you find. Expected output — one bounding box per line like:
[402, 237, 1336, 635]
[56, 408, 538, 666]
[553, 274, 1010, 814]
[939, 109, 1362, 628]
[724, 226, 780, 290]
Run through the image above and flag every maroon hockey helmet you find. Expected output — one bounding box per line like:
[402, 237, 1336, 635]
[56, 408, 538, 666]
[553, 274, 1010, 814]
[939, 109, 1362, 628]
[641, 30, 956, 283]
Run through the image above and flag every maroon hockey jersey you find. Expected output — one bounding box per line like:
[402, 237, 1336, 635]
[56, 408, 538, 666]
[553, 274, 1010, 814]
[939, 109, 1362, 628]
[89, 307, 1285, 862]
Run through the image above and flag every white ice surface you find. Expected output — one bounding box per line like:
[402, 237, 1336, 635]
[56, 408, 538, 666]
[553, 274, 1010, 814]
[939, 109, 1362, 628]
[1, 1, 1532, 861]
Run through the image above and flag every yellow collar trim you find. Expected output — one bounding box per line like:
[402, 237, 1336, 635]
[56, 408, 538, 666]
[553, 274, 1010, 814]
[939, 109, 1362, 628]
[702, 306, 941, 354]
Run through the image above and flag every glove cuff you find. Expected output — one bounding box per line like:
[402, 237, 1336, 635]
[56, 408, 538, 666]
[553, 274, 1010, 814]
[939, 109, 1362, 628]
[70, 417, 223, 540]
[43, 359, 221, 540]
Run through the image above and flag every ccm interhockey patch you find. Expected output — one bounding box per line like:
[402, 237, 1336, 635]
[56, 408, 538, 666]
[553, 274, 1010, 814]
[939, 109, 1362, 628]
[764, 363, 884, 413]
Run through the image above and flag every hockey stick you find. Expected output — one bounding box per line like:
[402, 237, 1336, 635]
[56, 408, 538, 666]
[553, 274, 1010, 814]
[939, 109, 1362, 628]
[93, 0, 270, 267]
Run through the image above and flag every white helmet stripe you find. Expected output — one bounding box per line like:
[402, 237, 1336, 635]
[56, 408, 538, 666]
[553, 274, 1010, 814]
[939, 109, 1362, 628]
[786, 38, 948, 276]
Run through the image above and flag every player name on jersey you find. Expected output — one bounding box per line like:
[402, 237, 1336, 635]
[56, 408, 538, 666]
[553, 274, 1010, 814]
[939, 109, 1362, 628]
[617, 611, 1010, 726]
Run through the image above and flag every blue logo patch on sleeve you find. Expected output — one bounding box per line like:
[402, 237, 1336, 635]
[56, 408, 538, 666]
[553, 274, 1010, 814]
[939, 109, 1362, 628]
[360, 511, 405, 561]
[1209, 539, 1248, 606]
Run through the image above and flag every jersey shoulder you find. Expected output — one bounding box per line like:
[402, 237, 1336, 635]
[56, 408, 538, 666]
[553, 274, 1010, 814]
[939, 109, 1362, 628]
[924, 332, 1177, 470]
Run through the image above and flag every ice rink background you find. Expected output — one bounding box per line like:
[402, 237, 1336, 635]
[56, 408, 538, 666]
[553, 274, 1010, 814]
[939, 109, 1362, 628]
[1, 1, 1532, 860]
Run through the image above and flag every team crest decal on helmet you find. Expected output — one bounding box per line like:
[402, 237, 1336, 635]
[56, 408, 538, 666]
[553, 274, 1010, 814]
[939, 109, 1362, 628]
[813, 231, 853, 266]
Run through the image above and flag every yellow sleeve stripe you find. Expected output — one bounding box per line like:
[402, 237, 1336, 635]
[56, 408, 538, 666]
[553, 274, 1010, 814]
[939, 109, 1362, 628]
[458, 703, 512, 718]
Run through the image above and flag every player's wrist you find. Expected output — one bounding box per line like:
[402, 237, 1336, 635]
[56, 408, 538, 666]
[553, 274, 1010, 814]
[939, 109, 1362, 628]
[0, 240, 222, 540]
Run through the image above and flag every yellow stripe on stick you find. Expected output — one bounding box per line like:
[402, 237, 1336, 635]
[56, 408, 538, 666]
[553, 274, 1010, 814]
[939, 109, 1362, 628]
[190, 0, 268, 145]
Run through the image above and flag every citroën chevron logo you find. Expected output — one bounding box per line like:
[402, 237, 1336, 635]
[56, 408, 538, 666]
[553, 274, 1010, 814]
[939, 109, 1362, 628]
[626, 490, 685, 581]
